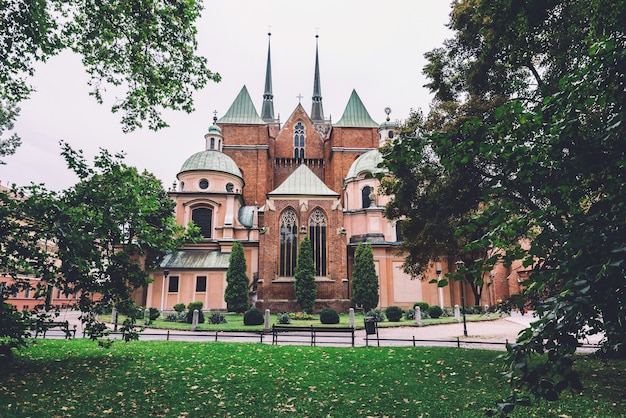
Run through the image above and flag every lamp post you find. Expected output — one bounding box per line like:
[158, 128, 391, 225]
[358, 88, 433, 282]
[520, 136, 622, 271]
[455, 260, 468, 337]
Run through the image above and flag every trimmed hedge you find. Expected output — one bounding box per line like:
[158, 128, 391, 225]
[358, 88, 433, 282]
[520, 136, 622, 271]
[243, 308, 264, 326]
[319, 308, 340, 324]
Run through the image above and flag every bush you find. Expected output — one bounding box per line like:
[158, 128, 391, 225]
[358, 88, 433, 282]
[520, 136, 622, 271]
[366, 309, 385, 322]
[208, 312, 228, 324]
[186, 301, 205, 324]
[291, 311, 314, 320]
[385, 306, 403, 322]
[243, 308, 264, 326]
[428, 305, 443, 318]
[413, 302, 429, 312]
[173, 303, 186, 313]
[405, 309, 416, 320]
[277, 313, 292, 324]
[164, 313, 185, 322]
[319, 308, 340, 324]
[148, 307, 160, 321]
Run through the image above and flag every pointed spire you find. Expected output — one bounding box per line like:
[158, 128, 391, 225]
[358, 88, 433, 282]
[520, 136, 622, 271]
[311, 34, 324, 121]
[261, 32, 275, 121]
[335, 90, 378, 127]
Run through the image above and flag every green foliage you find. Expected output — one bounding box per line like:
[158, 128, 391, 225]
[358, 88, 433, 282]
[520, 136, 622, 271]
[385, 306, 403, 322]
[208, 312, 227, 325]
[277, 313, 292, 324]
[352, 242, 379, 312]
[164, 313, 184, 323]
[243, 308, 264, 326]
[0, 0, 220, 135]
[294, 236, 317, 314]
[404, 309, 416, 320]
[186, 302, 204, 324]
[0, 145, 199, 346]
[366, 309, 385, 322]
[319, 308, 340, 324]
[382, 1, 626, 411]
[225, 241, 250, 313]
[428, 305, 443, 319]
[173, 303, 186, 313]
[413, 302, 430, 311]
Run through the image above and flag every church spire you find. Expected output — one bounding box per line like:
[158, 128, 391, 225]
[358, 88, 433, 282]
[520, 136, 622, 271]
[261, 32, 275, 121]
[310, 34, 324, 121]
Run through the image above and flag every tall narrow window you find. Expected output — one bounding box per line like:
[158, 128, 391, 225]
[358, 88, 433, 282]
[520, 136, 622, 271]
[196, 276, 207, 292]
[293, 121, 305, 159]
[168, 276, 179, 293]
[279, 209, 298, 276]
[192, 207, 213, 238]
[309, 209, 327, 276]
[362, 186, 372, 208]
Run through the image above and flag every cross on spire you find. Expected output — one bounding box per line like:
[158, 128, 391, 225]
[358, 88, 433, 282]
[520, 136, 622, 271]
[296, 93, 304, 103]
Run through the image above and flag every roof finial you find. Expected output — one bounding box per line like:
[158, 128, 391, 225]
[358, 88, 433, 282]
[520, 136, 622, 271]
[213, 109, 218, 124]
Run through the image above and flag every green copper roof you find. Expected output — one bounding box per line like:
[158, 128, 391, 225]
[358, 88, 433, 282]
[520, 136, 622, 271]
[268, 164, 339, 197]
[346, 149, 387, 180]
[179, 150, 242, 178]
[160, 250, 230, 269]
[218, 86, 266, 125]
[334, 89, 378, 128]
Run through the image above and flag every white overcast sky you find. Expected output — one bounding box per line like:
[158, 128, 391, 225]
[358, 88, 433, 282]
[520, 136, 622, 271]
[0, 0, 453, 192]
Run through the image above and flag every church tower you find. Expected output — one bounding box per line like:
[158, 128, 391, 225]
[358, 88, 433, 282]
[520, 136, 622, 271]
[310, 35, 324, 122]
[261, 32, 275, 123]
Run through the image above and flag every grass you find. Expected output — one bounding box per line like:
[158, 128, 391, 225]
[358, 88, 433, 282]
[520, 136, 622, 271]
[1, 339, 624, 417]
[102, 312, 492, 332]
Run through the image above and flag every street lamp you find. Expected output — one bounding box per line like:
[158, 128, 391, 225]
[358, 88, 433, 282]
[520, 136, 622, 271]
[455, 260, 468, 337]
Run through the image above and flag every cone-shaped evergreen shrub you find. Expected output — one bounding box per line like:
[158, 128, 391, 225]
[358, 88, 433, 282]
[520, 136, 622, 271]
[225, 241, 249, 313]
[352, 241, 379, 312]
[294, 236, 317, 313]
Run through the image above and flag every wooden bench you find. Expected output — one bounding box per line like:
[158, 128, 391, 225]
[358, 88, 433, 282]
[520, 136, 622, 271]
[34, 320, 77, 338]
[271, 325, 355, 347]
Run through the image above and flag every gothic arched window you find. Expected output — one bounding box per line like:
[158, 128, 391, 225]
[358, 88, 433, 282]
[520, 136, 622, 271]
[279, 209, 298, 276]
[362, 186, 372, 208]
[293, 121, 305, 159]
[308, 209, 327, 276]
[192, 207, 213, 238]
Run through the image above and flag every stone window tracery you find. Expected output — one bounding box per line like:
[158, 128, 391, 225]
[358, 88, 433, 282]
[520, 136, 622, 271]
[279, 209, 298, 276]
[309, 208, 327, 276]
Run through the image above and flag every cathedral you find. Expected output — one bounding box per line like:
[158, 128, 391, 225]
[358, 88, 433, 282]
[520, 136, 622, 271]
[140, 36, 525, 314]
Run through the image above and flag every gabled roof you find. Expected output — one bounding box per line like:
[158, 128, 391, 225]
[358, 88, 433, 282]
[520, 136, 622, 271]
[268, 164, 339, 197]
[218, 86, 266, 125]
[334, 89, 378, 128]
[160, 250, 230, 269]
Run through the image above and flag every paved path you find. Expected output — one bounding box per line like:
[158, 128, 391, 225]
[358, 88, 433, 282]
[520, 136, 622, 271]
[40, 310, 602, 351]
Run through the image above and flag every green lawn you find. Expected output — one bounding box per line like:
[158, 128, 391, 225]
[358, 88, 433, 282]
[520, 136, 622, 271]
[102, 312, 491, 332]
[1, 340, 624, 417]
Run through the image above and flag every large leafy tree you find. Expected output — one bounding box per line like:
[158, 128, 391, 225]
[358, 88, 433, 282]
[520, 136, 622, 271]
[224, 241, 249, 313]
[0, 0, 219, 159]
[351, 242, 379, 312]
[1, 141, 198, 347]
[381, 0, 625, 412]
[294, 236, 317, 313]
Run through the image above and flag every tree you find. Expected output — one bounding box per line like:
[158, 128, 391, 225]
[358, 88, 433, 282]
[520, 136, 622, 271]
[351, 242, 379, 312]
[1, 141, 199, 348]
[381, 0, 626, 413]
[0, 0, 220, 153]
[224, 241, 249, 313]
[294, 236, 317, 313]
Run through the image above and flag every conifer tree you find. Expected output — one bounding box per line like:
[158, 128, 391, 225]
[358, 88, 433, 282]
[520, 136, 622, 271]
[294, 236, 317, 313]
[225, 241, 249, 313]
[352, 242, 379, 312]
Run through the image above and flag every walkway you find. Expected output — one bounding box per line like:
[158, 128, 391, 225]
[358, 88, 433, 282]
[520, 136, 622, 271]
[39, 310, 602, 351]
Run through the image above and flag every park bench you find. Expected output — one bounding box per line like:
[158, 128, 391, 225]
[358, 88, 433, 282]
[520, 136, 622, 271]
[34, 320, 77, 338]
[271, 324, 355, 347]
